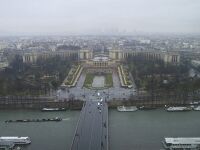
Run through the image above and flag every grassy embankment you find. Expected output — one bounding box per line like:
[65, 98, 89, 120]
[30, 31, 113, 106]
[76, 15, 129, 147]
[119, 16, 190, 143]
[83, 73, 95, 88]
[105, 73, 113, 87]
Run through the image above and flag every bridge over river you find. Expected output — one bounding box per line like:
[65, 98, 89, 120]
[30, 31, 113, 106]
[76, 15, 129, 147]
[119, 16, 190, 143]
[70, 100, 108, 150]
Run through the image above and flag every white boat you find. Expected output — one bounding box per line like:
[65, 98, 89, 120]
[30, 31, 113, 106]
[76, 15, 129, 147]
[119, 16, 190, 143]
[0, 136, 31, 145]
[190, 101, 200, 105]
[166, 107, 192, 112]
[41, 108, 66, 111]
[194, 106, 200, 111]
[162, 137, 200, 150]
[117, 106, 138, 112]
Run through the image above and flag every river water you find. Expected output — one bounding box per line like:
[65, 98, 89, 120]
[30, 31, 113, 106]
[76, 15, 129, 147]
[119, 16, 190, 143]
[0, 110, 79, 150]
[0, 109, 200, 150]
[109, 109, 200, 150]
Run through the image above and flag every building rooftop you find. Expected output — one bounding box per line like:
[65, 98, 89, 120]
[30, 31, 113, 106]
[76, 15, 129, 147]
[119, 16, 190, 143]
[92, 56, 110, 62]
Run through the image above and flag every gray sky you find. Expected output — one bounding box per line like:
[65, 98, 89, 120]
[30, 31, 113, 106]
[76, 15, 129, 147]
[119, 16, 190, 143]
[0, 0, 199, 35]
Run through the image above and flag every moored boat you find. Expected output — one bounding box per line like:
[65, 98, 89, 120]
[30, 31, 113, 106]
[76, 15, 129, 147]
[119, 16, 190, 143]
[139, 106, 157, 110]
[0, 136, 31, 145]
[166, 106, 192, 112]
[194, 106, 200, 111]
[41, 108, 66, 111]
[162, 137, 200, 150]
[5, 117, 62, 123]
[117, 106, 138, 112]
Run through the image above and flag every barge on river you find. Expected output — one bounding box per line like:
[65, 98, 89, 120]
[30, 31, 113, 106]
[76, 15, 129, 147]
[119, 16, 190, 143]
[5, 117, 62, 123]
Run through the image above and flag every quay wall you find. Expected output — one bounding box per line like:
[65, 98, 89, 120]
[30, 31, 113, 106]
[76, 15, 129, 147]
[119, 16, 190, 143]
[0, 95, 194, 110]
[108, 99, 192, 108]
[0, 97, 83, 110]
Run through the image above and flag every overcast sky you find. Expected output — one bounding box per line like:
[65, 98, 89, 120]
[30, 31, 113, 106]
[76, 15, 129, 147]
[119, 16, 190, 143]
[0, 0, 199, 35]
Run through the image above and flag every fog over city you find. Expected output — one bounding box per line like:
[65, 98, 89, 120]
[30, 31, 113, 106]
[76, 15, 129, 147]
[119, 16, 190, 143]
[1, 0, 200, 149]
[0, 0, 199, 35]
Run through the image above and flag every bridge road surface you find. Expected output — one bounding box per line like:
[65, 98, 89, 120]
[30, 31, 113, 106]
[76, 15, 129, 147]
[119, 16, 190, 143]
[70, 100, 108, 150]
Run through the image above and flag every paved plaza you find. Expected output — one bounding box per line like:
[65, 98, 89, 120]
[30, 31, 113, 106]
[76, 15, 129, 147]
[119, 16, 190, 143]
[92, 76, 105, 88]
[57, 70, 136, 101]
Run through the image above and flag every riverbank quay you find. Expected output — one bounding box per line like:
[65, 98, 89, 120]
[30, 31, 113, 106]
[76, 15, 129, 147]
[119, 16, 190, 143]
[0, 97, 196, 110]
[107, 97, 195, 108]
[0, 96, 83, 110]
[0, 93, 198, 110]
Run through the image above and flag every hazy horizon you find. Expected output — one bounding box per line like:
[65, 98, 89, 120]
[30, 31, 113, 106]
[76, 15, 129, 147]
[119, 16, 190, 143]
[0, 0, 199, 35]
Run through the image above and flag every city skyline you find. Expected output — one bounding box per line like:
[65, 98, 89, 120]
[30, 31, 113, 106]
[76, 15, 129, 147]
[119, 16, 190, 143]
[0, 0, 199, 35]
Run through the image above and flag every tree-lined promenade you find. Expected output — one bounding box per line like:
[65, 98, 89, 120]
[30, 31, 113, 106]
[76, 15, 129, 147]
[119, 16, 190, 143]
[127, 55, 200, 101]
[0, 55, 74, 96]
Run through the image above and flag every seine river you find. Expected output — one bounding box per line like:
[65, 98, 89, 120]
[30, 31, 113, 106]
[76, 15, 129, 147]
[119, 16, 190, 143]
[0, 109, 200, 150]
